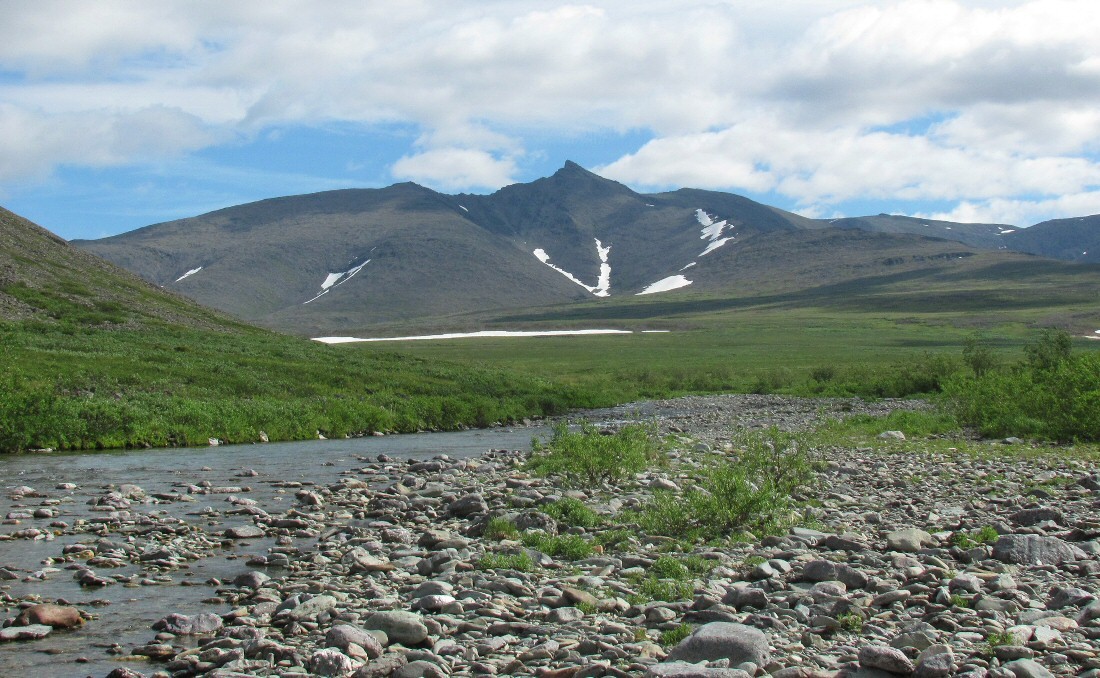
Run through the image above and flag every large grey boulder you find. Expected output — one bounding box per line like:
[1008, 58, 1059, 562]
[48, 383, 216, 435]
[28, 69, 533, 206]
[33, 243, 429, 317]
[992, 535, 1085, 565]
[326, 624, 383, 659]
[886, 528, 933, 553]
[153, 612, 224, 635]
[665, 622, 770, 666]
[363, 610, 429, 646]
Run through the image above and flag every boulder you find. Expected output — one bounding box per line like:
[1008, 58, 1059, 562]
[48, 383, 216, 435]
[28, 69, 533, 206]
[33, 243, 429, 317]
[886, 528, 933, 553]
[665, 622, 770, 666]
[153, 612, 224, 635]
[992, 535, 1084, 566]
[0, 624, 52, 641]
[326, 624, 383, 659]
[363, 610, 429, 646]
[14, 603, 84, 629]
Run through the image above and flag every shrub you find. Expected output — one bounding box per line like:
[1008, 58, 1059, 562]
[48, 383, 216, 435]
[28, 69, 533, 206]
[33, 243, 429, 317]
[544, 497, 601, 528]
[477, 552, 534, 572]
[944, 345, 1100, 442]
[659, 624, 693, 646]
[521, 532, 594, 560]
[527, 421, 662, 487]
[963, 333, 999, 377]
[594, 529, 634, 551]
[483, 517, 520, 541]
[650, 556, 691, 580]
[636, 427, 814, 541]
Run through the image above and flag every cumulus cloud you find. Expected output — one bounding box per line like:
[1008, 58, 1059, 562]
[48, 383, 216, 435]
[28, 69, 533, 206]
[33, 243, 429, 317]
[1, 0, 1099, 223]
[391, 148, 517, 191]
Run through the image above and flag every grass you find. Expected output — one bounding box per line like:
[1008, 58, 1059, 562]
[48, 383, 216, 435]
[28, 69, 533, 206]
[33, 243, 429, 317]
[543, 497, 602, 528]
[520, 532, 594, 560]
[5, 202, 1099, 454]
[0, 320, 591, 453]
[476, 552, 535, 572]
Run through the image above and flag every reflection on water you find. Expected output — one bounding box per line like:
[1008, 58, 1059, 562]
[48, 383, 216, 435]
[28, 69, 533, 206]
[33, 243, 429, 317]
[0, 426, 544, 678]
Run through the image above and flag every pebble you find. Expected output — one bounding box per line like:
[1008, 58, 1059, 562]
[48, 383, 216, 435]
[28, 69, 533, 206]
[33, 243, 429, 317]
[1, 394, 1097, 678]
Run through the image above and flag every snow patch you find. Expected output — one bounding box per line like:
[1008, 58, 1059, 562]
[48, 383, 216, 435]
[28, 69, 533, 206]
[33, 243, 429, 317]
[174, 267, 202, 283]
[680, 262, 696, 271]
[314, 329, 634, 343]
[459, 205, 468, 212]
[695, 208, 735, 256]
[701, 237, 734, 256]
[998, 229, 1016, 235]
[304, 259, 370, 304]
[532, 238, 611, 297]
[637, 275, 693, 295]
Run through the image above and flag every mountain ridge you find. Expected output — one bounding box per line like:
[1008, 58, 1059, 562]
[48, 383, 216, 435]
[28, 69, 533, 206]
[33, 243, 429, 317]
[70, 162, 1100, 335]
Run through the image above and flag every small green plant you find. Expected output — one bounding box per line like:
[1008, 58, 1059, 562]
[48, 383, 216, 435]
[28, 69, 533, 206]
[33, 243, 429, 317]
[637, 577, 694, 602]
[575, 601, 598, 615]
[594, 529, 634, 551]
[949, 594, 969, 608]
[544, 497, 601, 528]
[527, 421, 662, 487]
[633, 628, 648, 642]
[982, 630, 1018, 656]
[650, 556, 691, 580]
[520, 532, 594, 560]
[950, 525, 1000, 549]
[476, 552, 534, 572]
[837, 612, 863, 633]
[659, 624, 693, 647]
[483, 516, 520, 541]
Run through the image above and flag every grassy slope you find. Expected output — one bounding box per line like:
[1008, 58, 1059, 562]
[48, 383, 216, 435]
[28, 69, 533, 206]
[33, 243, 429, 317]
[0, 207, 585, 452]
[348, 254, 1100, 398]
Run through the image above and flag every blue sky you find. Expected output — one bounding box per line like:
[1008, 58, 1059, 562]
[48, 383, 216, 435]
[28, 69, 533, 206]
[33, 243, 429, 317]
[2, 1, 1099, 240]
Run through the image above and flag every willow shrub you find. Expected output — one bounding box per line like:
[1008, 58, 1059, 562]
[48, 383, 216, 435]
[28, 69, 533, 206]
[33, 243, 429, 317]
[944, 351, 1100, 442]
[526, 421, 663, 487]
[636, 427, 815, 541]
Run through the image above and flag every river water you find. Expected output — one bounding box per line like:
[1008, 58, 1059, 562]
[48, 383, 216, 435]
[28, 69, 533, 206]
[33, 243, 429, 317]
[0, 425, 548, 678]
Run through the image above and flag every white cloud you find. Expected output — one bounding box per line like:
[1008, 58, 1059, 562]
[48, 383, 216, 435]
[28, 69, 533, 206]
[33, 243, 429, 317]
[1, 0, 1099, 222]
[919, 191, 1100, 226]
[0, 103, 216, 182]
[391, 148, 517, 191]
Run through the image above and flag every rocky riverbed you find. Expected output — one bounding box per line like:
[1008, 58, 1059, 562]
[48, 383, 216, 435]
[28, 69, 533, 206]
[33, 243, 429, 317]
[2, 394, 1099, 678]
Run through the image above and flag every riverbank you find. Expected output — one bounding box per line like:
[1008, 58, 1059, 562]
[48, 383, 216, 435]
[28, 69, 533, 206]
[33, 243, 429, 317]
[2, 395, 1098, 678]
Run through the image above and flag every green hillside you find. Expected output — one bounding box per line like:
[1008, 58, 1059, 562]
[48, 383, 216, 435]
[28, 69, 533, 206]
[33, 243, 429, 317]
[0, 207, 586, 453]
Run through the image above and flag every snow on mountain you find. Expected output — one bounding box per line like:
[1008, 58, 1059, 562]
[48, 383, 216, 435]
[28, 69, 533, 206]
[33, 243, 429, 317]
[695, 209, 736, 256]
[637, 274, 693, 296]
[304, 259, 370, 304]
[174, 266, 203, 283]
[533, 238, 611, 297]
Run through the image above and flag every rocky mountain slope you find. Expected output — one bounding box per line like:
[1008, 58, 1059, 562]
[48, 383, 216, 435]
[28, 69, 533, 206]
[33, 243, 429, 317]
[0, 206, 245, 330]
[71, 162, 1099, 335]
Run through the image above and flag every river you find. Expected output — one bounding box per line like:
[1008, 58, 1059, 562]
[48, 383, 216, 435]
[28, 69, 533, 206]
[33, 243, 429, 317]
[0, 425, 547, 678]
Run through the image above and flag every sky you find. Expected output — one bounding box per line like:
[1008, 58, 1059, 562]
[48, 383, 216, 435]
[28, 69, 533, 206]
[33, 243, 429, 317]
[2, 0, 1099, 240]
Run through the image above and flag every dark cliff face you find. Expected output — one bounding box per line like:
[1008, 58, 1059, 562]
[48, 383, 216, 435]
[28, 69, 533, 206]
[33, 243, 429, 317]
[66, 162, 1097, 335]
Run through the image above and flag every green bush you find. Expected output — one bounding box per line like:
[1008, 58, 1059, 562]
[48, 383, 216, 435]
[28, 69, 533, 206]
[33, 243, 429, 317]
[544, 497, 601, 528]
[483, 517, 520, 541]
[521, 532, 594, 560]
[636, 427, 813, 541]
[527, 421, 662, 487]
[477, 552, 535, 572]
[659, 624, 693, 646]
[944, 348, 1100, 442]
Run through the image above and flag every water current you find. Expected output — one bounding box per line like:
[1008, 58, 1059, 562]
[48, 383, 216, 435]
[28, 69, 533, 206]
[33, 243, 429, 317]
[0, 425, 548, 678]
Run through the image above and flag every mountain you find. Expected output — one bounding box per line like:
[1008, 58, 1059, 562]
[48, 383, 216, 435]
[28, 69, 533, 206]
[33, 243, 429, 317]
[72, 162, 1099, 335]
[0, 205, 245, 330]
[1003, 215, 1100, 264]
